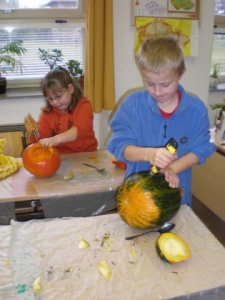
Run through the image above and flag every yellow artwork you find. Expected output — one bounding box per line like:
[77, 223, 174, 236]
[135, 17, 198, 56]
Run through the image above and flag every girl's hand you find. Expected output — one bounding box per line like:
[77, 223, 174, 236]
[39, 136, 60, 148]
[159, 168, 179, 188]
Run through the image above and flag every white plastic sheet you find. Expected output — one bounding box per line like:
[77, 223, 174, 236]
[1, 205, 225, 300]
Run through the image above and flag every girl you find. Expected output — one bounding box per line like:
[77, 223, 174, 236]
[25, 66, 98, 153]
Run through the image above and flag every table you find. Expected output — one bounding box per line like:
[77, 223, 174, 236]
[0, 150, 125, 224]
[0, 205, 225, 300]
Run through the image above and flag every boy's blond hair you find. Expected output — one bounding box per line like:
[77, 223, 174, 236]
[136, 36, 185, 76]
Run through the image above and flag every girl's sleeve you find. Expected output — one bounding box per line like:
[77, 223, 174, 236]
[38, 111, 53, 138]
[72, 100, 95, 140]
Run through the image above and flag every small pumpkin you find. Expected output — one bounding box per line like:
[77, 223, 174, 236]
[156, 232, 191, 263]
[116, 171, 182, 229]
[22, 143, 61, 178]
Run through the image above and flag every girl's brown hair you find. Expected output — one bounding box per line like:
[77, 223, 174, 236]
[42, 66, 83, 113]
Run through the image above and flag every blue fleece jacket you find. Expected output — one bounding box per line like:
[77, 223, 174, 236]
[107, 84, 216, 206]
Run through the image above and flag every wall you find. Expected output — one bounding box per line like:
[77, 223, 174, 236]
[0, 1, 218, 149]
[101, 0, 216, 147]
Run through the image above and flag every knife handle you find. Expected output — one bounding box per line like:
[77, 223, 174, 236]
[165, 138, 178, 154]
[150, 138, 178, 175]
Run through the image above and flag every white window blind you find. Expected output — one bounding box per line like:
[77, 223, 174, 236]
[0, 0, 85, 87]
[0, 26, 84, 78]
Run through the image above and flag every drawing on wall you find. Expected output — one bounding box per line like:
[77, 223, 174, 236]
[136, 18, 189, 46]
[133, 0, 200, 21]
[135, 17, 199, 56]
[168, 0, 199, 14]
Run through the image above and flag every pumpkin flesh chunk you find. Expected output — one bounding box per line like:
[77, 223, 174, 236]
[157, 233, 191, 263]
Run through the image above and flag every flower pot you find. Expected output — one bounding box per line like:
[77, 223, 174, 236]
[0, 77, 7, 94]
[210, 77, 219, 88]
[79, 76, 84, 90]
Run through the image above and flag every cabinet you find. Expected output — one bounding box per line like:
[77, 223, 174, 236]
[192, 150, 225, 222]
[0, 125, 25, 158]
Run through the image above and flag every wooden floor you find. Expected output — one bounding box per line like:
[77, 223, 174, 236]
[192, 196, 225, 247]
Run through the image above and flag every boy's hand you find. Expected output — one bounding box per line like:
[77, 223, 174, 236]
[151, 147, 177, 169]
[160, 168, 179, 188]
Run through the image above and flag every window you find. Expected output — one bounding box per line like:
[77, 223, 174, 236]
[0, 0, 85, 88]
[0, 1, 79, 10]
[213, 0, 225, 76]
[215, 0, 225, 14]
[212, 29, 225, 74]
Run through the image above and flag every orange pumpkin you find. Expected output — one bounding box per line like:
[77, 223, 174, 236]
[22, 143, 61, 178]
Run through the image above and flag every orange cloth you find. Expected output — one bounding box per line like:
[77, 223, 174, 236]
[30, 98, 98, 154]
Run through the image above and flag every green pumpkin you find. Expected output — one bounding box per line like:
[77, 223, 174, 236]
[116, 171, 182, 229]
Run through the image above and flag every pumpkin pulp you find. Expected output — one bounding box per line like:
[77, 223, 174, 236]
[29, 147, 54, 162]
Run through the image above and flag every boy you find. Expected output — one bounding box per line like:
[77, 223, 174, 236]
[107, 36, 215, 206]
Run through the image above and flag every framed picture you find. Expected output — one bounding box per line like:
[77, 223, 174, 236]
[132, 0, 200, 23]
[168, 0, 200, 17]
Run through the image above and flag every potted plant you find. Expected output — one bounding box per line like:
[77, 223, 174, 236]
[38, 48, 63, 70]
[211, 100, 225, 112]
[0, 40, 27, 94]
[65, 59, 84, 89]
[210, 63, 220, 88]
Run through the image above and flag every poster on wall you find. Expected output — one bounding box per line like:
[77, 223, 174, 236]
[135, 17, 199, 56]
[133, 0, 200, 21]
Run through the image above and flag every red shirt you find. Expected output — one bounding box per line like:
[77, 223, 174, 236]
[159, 90, 181, 119]
[31, 97, 98, 154]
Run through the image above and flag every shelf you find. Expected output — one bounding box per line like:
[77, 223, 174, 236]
[209, 82, 225, 92]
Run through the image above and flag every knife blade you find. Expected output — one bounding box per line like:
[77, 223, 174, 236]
[32, 130, 39, 143]
[149, 138, 178, 175]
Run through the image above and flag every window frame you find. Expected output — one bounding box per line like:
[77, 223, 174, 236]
[0, 0, 85, 89]
[0, 0, 85, 20]
[213, 14, 225, 78]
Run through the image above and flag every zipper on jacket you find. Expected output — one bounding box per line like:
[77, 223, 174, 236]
[163, 123, 167, 138]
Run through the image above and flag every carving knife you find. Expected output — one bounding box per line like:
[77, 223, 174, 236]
[149, 138, 178, 175]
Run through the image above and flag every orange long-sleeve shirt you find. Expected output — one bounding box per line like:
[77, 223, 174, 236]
[30, 97, 98, 154]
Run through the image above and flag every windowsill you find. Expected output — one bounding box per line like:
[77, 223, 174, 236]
[209, 82, 225, 92]
[0, 87, 42, 101]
